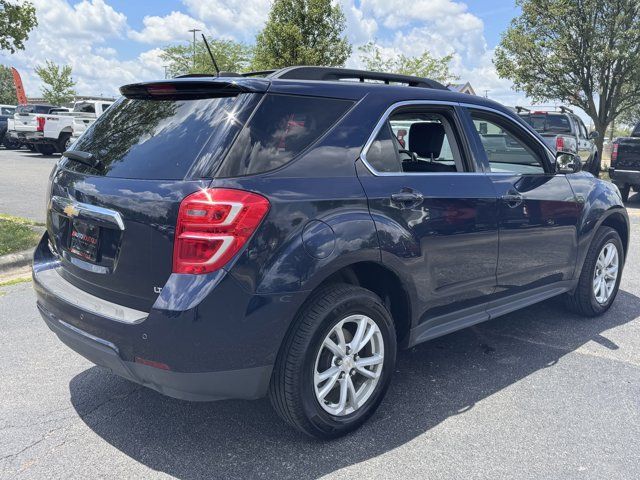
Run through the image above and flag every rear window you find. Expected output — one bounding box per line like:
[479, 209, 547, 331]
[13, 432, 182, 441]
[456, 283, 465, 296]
[215, 94, 353, 177]
[16, 105, 54, 114]
[74, 102, 96, 113]
[520, 113, 572, 134]
[64, 94, 260, 180]
[0, 107, 14, 115]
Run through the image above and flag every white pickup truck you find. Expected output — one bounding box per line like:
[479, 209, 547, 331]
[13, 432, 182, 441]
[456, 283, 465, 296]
[8, 104, 68, 152]
[38, 100, 113, 155]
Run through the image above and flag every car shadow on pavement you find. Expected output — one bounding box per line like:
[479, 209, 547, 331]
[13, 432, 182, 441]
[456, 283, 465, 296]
[69, 290, 640, 480]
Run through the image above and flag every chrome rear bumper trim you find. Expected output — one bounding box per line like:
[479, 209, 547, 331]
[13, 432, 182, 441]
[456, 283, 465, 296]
[35, 265, 147, 324]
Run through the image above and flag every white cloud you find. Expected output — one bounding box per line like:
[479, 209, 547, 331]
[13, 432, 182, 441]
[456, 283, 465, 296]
[182, 0, 270, 41]
[0, 0, 527, 110]
[128, 11, 206, 44]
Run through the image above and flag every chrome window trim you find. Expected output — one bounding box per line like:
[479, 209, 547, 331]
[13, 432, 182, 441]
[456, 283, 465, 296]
[359, 100, 555, 177]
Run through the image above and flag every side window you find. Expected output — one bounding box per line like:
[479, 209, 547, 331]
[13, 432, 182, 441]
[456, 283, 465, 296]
[577, 118, 588, 139]
[471, 111, 546, 174]
[364, 108, 465, 174]
[218, 94, 354, 177]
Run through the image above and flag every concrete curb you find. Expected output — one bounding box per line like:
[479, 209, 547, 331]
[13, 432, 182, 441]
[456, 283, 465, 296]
[0, 248, 34, 272]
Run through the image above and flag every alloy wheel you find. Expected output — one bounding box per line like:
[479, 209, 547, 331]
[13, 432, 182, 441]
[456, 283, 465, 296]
[313, 314, 384, 416]
[593, 242, 619, 304]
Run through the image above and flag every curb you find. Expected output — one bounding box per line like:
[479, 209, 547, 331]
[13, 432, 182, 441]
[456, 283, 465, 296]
[0, 248, 34, 272]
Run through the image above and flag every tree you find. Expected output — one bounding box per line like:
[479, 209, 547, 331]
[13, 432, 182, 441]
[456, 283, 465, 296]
[358, 42, 459, 84]
[494, 0, 640, 162]
[0, 65, 18, 104]
[160, 38, 253, 77]
[35, 60, 76, 105]
[252, 0, 351, 70]
[0, 0, 37, 53]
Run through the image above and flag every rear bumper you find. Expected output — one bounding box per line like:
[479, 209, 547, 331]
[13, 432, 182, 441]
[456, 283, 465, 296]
[13, 131, 44, 143]
[38, 303, 271, 401]
[610, 168, 640, 186]
[32, 235, 308, 402]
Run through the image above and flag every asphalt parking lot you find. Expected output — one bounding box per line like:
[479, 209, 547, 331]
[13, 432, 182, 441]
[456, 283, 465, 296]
[0, 149, 58, 223]
[1, 147, 640, 479]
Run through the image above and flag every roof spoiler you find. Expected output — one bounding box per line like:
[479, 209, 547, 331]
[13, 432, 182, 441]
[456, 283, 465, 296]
[120, 79, 268, 100]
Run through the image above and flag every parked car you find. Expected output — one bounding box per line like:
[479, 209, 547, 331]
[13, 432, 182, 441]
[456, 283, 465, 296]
[610, 122, 640, 202]
[0, 104, 19, 149]
[41, 100, 113, 154]
[33, 67, 630, 439]
[516, 107, 600, 176]
[8, 104, 65, 153]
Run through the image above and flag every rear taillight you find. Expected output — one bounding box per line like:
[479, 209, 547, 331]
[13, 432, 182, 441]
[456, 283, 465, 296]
[36, 116, 45, 132]
[555, 135, 565, 151]
[173, 188, 270, 275]
[611, 143, 618, 165]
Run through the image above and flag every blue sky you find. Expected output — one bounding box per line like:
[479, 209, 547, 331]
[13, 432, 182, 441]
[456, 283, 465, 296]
[0, 0, 528, 107]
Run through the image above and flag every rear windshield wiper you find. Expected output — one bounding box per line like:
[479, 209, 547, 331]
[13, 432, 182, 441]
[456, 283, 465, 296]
[62, 150, 103, 170]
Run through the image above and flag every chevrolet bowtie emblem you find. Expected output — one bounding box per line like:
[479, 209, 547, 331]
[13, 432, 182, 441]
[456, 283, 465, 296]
[63, 204, 79, 217]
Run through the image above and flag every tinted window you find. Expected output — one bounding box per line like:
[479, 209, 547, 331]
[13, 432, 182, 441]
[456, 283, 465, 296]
[16, 105, 54, 114]
[521, 113, 572, 134]
[65, 94, 259, 180]
[472, 112, 545, 174]
[74, 102, 96, 113]
[216, 94, 353, 177]
[0, 107, 14, 115]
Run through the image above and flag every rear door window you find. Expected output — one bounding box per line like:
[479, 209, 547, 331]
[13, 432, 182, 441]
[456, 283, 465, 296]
[216, 94, 353, 177]
[65, 94, 259, 180]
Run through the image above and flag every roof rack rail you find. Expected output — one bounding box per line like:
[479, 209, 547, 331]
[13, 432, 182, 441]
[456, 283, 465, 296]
[267, 66, 448, 90]
[559, 106, 574, 114]
[515, 106, 530, 113]
[242, 70, 277, 78]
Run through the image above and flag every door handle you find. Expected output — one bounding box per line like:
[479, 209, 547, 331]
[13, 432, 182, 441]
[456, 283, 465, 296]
[390, 191, 424, 208]
[501, 193, 523, 208]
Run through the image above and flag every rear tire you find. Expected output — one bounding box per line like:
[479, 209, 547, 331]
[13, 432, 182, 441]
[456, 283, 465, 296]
[34, 143, 56, 155]
[56, 133, 72, 153]
[269, 283, 397, 439]
[27, 143, 36, 152]
[2, 138, 20, 149]
[565, 226, 624, 317]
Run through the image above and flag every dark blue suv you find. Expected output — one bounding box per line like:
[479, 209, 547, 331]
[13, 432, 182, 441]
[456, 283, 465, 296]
[33, 67, 630, 438]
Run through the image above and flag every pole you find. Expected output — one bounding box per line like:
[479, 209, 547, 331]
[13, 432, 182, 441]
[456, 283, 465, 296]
[188, 28, 201, 71]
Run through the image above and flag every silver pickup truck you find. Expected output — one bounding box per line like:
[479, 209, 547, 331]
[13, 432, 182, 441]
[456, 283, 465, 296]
[517, 107, 600, 176]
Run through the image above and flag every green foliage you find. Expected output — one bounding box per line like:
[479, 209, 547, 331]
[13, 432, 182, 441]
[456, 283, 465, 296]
[0, 0, 37, 54]
[358, 42, 459, 84]
[34, 60, 76, 105]
[253, 0, 351, 70]
[0, 214, 41, 256]
[160, 38, 254, 77]
[0, 65, 17, 104]
[494, 0, 640, 151]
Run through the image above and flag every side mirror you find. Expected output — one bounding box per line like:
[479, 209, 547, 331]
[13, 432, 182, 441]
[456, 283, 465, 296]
[556, 152, 582, 174]
[588, 130, 599, 140]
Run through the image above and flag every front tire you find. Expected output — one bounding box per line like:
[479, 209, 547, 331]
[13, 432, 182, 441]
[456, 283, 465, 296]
[270, 283, 397, 439]
[565, 226, 624, 317]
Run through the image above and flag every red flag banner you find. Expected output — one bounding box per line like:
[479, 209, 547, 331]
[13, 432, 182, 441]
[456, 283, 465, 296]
[11, 67, 28, 105]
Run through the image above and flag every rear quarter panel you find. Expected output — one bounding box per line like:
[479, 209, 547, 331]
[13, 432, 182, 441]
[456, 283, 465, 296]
[566, 172, 628, 276]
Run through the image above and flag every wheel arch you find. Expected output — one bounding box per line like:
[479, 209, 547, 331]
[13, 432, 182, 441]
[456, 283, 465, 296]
[298, 261, 413, 347]
[599, 207, 630, 257]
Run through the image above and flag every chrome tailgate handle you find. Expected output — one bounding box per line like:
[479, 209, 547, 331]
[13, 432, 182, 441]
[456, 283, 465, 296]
[50, 196, 125, 231]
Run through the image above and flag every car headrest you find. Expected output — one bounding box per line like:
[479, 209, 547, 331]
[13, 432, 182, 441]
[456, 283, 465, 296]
[409, 122, 445, 158]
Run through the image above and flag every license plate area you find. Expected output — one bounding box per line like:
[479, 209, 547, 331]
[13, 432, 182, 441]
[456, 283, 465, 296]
[69, 220, 100, 262]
